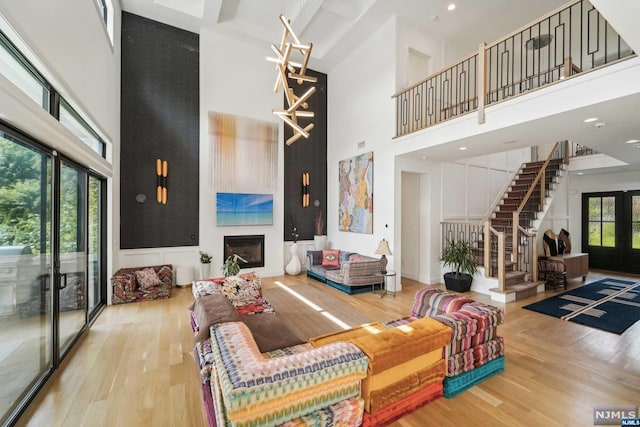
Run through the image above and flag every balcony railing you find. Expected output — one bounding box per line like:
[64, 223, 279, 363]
[393, 0, 635, 138]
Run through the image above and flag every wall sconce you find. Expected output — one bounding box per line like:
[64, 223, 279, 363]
[156, 158, 168, 204]
[302, 172, 310, 207]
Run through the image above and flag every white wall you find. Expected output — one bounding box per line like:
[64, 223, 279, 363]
[397, 158, 444, 285]
[401, 172, 420, 280]
[0, 1, 120, 141]
[327, 17, 397, 272]
[395, 17, 466, 92]
[198, 29, 284, 278]
[442, 148, 530, 220]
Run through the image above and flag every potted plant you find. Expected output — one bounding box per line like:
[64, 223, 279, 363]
[199, 251, 212, 279]
[314, 211, 327, 250]
[222, 254, 247, 277]
[440, 239, 478, 292]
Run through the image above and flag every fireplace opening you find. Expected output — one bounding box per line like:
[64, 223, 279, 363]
[223, 235, 265, 269]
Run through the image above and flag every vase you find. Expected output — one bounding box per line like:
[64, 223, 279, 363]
[285, 243, 302, 275]
[314, 235, 328, 250]
[200, 263, 211, 279]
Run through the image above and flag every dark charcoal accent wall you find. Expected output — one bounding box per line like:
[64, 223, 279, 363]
[120, 13, 199, 249]
[284, 69, 327, 241]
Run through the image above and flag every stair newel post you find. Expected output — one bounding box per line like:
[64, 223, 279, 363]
[532, 231, 538, 282]
[563, 140, 570, 165]
[512, 211, 519, 270]
[540, 169, 545, 209]
[484, 220, 491, 276]
[497, 231, 505, 292]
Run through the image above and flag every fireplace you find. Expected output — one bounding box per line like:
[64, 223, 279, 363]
[223, 235, 265, 269]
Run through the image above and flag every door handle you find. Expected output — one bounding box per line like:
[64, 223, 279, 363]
[57, 272, 68, 290]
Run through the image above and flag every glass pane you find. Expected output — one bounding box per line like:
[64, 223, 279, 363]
[59, 100, 104, 157]
[588, 197, 601, 221]
[58, 162, 87, 354]
[633, 196, 640, 222]
[88, 176, 101, 312]
[0, 39, 49, 109]
[602, 196, 615, 221]
[633, 222, 640, 250]
[602, 222, 615, 247]
[0, 132, 52, 425]
[588, 221, 601, 246]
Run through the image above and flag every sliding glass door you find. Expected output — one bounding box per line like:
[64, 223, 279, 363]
[0, 127, 53, 425]
[56, 160, 88, 356]
[0, 124, 106, 426]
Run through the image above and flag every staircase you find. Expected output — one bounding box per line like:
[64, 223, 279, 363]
[484, 156, 565, 300]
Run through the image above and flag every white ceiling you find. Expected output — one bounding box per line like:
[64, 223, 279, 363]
[120, 0, 570, 70]
[120, 0, 640, 171]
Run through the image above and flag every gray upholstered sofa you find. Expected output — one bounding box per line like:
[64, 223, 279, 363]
[306, 250, 383, 294]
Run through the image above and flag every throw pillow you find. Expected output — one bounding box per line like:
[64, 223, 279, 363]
[193, 293, 241, 342]
[220, 272, 262, 304]
[241, 313, 304, 353]
[321, 249, 340, 267]
[135, 268, 163, 289]
[351, 254, 361, 261]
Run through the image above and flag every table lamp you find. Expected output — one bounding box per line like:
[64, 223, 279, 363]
[375, 239, 392, 274]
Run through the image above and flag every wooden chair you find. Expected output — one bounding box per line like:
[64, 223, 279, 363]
[538, 256, 567, 290]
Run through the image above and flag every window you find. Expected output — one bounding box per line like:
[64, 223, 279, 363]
[588, 196, 616, 247]
[0, 29, 107, 158]
[59, 98, 105, 156]
[95, 0, 115, 46]
[0, 32, 50, 109]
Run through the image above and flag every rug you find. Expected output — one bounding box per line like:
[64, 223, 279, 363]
[522, 278, 640, 334]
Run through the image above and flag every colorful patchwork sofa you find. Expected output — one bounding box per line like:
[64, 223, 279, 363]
[111, 264, 173, 304]
[190, 272, 369, 427]
[306, 250, 383, 294]
[386, 287, 505, 398]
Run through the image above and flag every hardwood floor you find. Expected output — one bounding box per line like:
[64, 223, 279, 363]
[16, 272, 640, 427]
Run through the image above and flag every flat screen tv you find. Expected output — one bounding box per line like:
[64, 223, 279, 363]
[216, 193, 274, 226]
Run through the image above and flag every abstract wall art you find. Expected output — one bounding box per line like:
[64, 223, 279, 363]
[338, 152, 373, 234]
[209, 112, 278, 193]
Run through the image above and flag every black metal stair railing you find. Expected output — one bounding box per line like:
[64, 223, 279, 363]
[393, 0, 635, 138]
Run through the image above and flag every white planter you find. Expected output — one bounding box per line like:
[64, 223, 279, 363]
[285, 243, 302, 275]
[314, 235, 328, 250]
[200, 263, 211, 279]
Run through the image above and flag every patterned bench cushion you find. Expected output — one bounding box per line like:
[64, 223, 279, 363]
[310, 318, 450, 414]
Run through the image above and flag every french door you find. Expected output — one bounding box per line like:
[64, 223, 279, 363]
[0, 124, 106, 426]
[582, 191, 640, 273]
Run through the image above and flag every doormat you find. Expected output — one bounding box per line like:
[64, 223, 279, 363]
[522, 278, 640, 334]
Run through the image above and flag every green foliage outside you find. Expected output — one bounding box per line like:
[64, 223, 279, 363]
[0, 136, 101, 256]
[0, 137, 49, 254]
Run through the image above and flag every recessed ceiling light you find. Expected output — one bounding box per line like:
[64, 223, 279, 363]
[594, 122, 606, 128]
[626, 139, 640, 144]
[420, 155, 427, 160]
[459, 146, 467, 151]
[447, 3, 456, 11]
[583, 117, 598, 123]
[577, 172, 584, 175]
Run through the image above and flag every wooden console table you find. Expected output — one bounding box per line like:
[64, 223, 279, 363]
[549, 253, 588, 281]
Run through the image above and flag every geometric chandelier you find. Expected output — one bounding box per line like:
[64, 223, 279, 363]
[267, 14, 317, 146]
